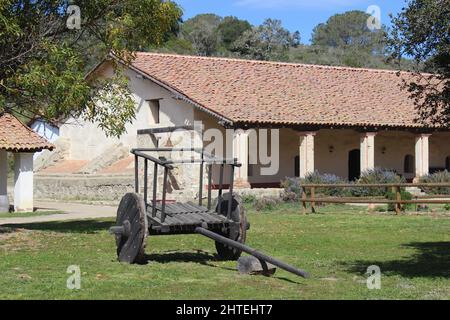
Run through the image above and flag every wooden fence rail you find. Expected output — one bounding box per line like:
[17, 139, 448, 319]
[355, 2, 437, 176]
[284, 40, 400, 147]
[300, 183, 450, 214]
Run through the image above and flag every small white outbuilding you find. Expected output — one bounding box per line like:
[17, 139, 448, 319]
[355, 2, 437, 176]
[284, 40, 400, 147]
[0, 112, 54, 213]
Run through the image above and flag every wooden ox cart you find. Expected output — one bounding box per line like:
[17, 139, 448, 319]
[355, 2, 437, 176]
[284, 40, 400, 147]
[110, 147, 309, 278]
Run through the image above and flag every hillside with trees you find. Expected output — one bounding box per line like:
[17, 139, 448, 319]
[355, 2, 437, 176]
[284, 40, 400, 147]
[153, 10, 415, 70]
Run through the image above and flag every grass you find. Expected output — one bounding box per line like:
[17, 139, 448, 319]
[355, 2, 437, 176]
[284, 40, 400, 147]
[0, 211, 65, 219]
[0, 203, 448, 300]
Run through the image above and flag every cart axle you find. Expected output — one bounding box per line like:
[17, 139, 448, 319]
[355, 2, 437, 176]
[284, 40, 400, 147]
[195, 227, 309, 279]
[109, 220, 131, 237]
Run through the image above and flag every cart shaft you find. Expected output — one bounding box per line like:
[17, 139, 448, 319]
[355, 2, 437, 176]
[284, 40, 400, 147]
[194, 227, 309, 278]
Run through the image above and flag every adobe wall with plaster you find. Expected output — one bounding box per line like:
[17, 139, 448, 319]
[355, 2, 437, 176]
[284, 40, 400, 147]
[59, 62, 195, 162]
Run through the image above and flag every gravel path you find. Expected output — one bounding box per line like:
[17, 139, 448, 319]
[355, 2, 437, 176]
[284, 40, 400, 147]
[0, 201, 117, 225]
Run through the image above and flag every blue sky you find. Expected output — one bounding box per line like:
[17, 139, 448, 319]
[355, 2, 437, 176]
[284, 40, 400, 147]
[175, 0, 408, 43]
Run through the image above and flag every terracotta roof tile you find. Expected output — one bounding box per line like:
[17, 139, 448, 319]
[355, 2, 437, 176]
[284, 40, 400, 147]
[129, 52, 434, 129]
[40, 160, 88, 173]
[98, 156, 134, 174]
[0, 113, 55, 152]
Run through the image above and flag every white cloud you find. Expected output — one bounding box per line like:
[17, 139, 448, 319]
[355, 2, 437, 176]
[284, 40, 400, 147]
[234, 0, 367, 10]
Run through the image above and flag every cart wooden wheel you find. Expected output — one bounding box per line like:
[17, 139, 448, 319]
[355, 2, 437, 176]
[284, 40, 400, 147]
[112, 193, 148, 264]
[214, 193, 248, 260]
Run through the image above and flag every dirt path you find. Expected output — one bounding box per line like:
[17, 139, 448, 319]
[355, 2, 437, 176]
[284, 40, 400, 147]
[0, 201, 117, 225]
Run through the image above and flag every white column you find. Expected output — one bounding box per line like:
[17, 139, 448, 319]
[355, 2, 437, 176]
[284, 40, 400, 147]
[14, 153, 34, 212]
[233, 129, 250, 188]
[415, 134, 431, 179]
[360, 132, 377, 173]
[297, 132, 316, 178]
[0, 150, 9, 213]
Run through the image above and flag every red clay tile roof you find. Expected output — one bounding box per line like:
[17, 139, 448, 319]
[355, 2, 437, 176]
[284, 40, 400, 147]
[98, 156, 134, 174]
[127, 52, 433, 129]
[40, 160, 88, 174]
[0, 113, 55, 152]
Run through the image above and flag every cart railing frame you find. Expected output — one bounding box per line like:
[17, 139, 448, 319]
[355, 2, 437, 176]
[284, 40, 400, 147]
[131, 147, 242, 223]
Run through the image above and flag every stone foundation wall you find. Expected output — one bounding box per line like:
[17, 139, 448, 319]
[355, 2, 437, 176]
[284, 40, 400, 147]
[34, 174, 135, 202]
[34, 173, 283, 204]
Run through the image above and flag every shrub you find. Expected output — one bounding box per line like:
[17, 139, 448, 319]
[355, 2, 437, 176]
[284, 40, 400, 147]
[420, 171, 450, 195]
[302, 171, 349, 197]
[385, 190, 413, 212]
[281, 191, 298, 202]
[444, 203, 450, 211]
[281, 171, 349, 200]
[281, 177, 302, 197]
[254, 196, 281, 212]
[282, 169, 406, 201]
[375, 206, 387, 213]
[241, 194, 257, 205]
[350, 168, 405, 197]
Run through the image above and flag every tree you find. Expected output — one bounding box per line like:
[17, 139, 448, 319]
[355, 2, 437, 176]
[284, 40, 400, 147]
[312, 11, 387, 54]
[232, 19, 300, 61]
[182, 14, 222, 56]
[217, 16, 252, 50]
[0, 0, 182, 137]
[158, 37, 194, 55]
[389, 0, 449, 127]
[289, 45, 395, 69]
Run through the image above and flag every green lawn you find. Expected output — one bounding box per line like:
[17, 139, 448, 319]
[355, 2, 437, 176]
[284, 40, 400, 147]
[0, 204, 448, 300]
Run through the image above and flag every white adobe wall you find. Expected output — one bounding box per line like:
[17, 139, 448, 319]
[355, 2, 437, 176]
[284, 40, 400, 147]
[194, 110, 233, 184]
[59, 61, 195, 161]
[306, 130, 449, 180]
[374, 131, 417, 178]
[246, 128, 300, 184]
[429, 132, 450, 170]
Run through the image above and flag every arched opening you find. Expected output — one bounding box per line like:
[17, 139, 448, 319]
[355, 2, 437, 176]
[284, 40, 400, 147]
[404, 154, 415, 174]
[446, 156, 450, 171]
[294, 156, 300, 177]
[348, 149, 360, 181]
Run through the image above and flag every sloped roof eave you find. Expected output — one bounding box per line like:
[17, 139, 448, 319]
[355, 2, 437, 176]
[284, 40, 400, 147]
[104, 53, 235, 127]
[0, 113, 55, 153]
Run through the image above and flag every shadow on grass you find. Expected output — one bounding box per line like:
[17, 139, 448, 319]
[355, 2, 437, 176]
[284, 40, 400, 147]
[341, 242, 450, 278]
[144, 250, 303, 284]
[3, 219, 115, 234]
[144, 250, 218, 265]
[0, 226, 15, 234]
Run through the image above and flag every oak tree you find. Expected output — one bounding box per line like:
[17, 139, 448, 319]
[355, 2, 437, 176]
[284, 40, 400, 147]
[389, 0, 449, 127]
[0, 0, 182, 136]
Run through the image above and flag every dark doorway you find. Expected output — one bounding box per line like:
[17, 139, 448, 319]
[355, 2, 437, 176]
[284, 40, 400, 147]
[348, 149, 361, 181]
[294, 156, 300, 177]
[404, 154, 415, 174]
